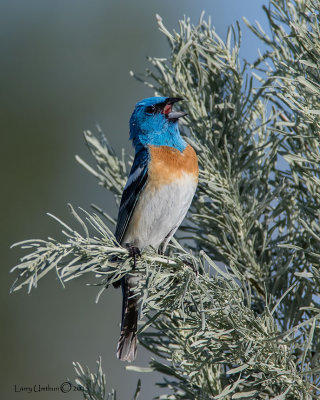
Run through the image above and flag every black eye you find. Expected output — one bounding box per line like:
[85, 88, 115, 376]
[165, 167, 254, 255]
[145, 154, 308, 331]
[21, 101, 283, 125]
[145, 105, 156, 114]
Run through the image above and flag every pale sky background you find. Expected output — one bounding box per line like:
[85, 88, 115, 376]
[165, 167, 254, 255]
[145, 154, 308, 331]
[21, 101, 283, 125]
[1, 1, 268, 399]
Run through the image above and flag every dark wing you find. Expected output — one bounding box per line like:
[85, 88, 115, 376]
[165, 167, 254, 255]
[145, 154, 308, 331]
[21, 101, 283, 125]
[115, 148, 149, 244]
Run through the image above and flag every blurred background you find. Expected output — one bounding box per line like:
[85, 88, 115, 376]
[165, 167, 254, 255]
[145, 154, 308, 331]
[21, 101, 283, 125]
[1, 0, 267, 398]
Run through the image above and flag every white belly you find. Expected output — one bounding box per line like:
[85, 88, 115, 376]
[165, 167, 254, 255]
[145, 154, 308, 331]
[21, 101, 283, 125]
[122, 173, 197, 250]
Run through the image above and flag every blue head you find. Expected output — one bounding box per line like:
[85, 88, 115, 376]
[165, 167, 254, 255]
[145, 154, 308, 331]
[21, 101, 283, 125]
[129, 96, 187, 152]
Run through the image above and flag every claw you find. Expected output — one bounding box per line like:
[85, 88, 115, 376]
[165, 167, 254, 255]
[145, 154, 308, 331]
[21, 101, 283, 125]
[126, 245, 141, 269]
[184, 260, 198, 276]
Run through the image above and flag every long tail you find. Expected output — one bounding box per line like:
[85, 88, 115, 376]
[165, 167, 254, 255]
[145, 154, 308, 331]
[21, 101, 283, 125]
[116, 275, 139, 362]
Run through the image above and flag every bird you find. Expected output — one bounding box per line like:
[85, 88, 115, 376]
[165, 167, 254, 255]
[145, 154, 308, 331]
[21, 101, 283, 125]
[115, 96, 198, 362]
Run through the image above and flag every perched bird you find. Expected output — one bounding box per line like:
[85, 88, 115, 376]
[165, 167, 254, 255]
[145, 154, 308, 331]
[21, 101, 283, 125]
[115, 96, 198, 361]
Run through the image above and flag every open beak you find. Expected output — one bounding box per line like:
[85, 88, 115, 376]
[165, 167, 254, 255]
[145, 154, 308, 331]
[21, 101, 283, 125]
[167, 111, 188, 121]
[165, 97, 187, 121]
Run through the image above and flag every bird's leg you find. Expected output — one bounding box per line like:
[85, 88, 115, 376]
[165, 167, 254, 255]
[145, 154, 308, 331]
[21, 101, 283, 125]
[126, 245, 141, 269]
[114, 245, 140, 288]
[184, 260, 198, 276]
[158, 242, 197, 276]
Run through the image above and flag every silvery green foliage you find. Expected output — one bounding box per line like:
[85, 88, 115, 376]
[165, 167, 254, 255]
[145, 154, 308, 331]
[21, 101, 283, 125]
[72, 358, 141, 400]
[246, 0, 320, 278]
[73, 358, 110, 400]
[10, 0, 320, 398]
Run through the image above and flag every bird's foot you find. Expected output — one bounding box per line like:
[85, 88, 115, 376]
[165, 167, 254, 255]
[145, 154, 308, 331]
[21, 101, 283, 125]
[184, 260, 198, 276]
[126, 245, 141, 269]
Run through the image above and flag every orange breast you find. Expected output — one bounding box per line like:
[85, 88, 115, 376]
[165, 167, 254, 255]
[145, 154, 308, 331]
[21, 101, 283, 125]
[148, 144, 198, 188]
